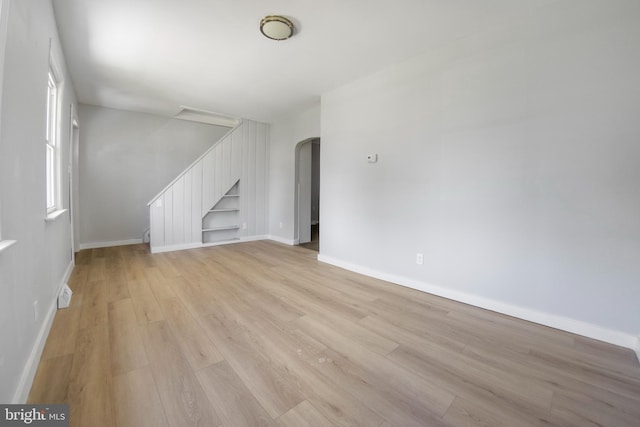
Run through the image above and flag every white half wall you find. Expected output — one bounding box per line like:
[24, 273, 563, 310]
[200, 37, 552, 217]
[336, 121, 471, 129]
[78, 104, 230, 247]
[269, 104, 320, 241]
[320, 1, 640, 344]
[0, 0, 78, 402]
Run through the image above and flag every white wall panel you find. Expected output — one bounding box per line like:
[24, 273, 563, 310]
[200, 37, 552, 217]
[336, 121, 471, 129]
[150, 197, 165, 249]
[163, 188, 174, 246]
[215, 144, 223, 204]
[191, 162, 203, 242]
[222, 136, 231, 190]
[246, 121, 257, 235]
[184, 170, 193, 243]
[172, 176, 185, 244]
[202, 149, 216, 217]
[255, 123, 268, 235]
[232, 125, 242, 183]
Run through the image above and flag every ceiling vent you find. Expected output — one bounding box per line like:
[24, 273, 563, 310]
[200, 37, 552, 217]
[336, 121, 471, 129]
[174, 106, 239, 128]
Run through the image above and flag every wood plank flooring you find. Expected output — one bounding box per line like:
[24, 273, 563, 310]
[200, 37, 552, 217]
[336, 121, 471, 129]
[28, 241, 640, 426]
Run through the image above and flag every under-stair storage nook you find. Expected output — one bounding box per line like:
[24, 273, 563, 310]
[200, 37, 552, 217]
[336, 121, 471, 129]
[202, 181, 241, 243]
[148, 120, 269, 253]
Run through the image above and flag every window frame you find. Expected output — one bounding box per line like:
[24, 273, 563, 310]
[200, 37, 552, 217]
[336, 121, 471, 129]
[45, 58, 62, 217]
[0, 0, 10, 247]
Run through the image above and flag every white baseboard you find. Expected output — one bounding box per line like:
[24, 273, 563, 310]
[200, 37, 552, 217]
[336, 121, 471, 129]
[12, 259, 74, 403]
[267, 235, 296, 246]
[241, 235, 270, 243]
[151, 235, 276, 254]
[79, 238, 143, 250]
[317, 254, 638, 351]
[151, 241, 204, 254]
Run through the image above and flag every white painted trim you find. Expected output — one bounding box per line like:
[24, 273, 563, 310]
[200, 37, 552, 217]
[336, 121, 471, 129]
[151, 241, 204, 254]
[79, 238, 143, 250]
[635, 337, 640, 365]
[202, 235, 271, 248]
[151, 235, 276, 254]
[267, 235, 296, 246]
[0, 239, 17, 253]
[241, 235, 270, 243]
[175, 106, 239, 128]
[317, 254, 638, 350]
[44, 208, 67, 222]
[12, 259, 74, 403]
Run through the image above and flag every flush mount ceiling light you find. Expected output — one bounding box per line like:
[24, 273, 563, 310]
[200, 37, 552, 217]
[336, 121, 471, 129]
[260, 15, 294, 41]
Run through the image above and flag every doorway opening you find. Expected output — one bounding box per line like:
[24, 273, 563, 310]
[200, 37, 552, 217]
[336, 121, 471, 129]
[294, 138, 320, 251]
[69, 106, 80, 255]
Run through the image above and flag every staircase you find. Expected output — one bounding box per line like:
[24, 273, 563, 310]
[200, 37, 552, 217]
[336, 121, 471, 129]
[147, 120, 269, 253]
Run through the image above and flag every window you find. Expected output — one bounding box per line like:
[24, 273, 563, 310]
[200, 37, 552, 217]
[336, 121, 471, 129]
[45, 68, 59, 214]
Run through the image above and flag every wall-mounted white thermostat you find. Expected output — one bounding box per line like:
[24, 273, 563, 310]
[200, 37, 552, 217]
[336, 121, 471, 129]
[367, 154, 378, 163]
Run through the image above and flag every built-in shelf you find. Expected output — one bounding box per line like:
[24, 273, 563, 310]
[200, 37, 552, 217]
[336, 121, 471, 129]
[0, 240, 17, 253]
[202, 225, 240, 232]
[202, 181, 241, 244]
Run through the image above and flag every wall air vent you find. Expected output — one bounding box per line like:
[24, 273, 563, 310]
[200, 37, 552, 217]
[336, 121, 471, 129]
[174, 106, 239, 128]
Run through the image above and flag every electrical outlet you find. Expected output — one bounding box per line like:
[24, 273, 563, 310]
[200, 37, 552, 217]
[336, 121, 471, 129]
[416, 253, 424, 265]
[242, 222, 247, 230]
[279, 222, 283, 229]
[33, 300, 39, 322]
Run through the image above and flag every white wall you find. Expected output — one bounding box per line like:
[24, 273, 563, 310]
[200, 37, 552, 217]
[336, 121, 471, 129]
[320, 0, 640, 344]
[269, 104, 320, 243]
[0, 0, 77, 402]
[78, 104, 230, 247]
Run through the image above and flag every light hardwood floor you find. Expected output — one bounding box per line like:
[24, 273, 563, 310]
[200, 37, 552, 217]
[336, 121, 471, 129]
[28, 241, 640, 426]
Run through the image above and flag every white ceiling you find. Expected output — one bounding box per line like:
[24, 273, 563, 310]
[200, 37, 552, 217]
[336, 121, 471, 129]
[52, 0, 550, 123]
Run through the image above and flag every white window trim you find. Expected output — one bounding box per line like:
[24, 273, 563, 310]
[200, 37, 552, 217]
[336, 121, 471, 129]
[45, 52, 64, 219]
[45, 208, 68, 222]
[0, 0, 12, 250]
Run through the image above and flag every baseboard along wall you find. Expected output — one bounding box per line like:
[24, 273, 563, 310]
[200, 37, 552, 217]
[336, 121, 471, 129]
[317, 254, 639, 353]
[13, 260, 74, 403]
[79, 238, 143, 250]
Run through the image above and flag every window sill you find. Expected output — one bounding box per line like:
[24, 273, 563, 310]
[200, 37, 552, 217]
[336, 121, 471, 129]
[0, 240, 17, 253]
[45, 209, 67, 222]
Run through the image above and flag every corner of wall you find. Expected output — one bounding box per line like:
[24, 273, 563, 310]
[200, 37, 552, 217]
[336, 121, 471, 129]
[12, 259, 74, 403]
[267, 235, 296, 246]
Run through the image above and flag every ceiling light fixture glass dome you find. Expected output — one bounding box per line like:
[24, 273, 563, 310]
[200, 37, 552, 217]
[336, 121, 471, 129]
[260, 15, 294, 40]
